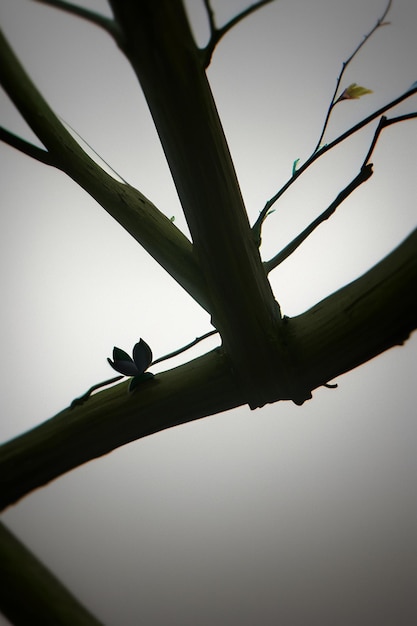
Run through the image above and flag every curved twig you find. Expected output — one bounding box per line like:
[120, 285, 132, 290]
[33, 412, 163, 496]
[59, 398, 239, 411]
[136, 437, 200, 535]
[313, 0, 392, 154]
[201, 0, 276, 68]
[264, 164, 373, 274]
[263, 108, 417, 273]
[252, 86, 417, 245]
[151, 329, 218, 365]
[69, 330, 219, 408]
[32, 0, 124, 47]
[362, 112, 417, 165]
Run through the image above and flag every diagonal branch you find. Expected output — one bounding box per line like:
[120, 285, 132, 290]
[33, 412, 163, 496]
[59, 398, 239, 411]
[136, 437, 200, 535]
[252, 85, 417, 245]
[109, 0, 305, 409]
[69, 329, 219, 408]
[0, 126, 56, 166]
[201, 0, 276, 68]
[361, 112, 417, 165]
[264, 164, 373, 273]
[32, 0, 124, 46]
[0, 521, 104, 625]
[1, 228, 416, 511]
[312, 0, 392, 154]
[263, 110, 417, 273]
[0, 27, 209, 311]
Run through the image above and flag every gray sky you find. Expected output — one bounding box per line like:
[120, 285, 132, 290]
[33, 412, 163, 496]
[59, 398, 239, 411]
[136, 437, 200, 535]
[1, 1, 416, 624]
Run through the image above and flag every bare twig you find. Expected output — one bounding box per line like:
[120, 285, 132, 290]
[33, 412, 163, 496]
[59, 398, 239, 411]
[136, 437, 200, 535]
[69, 376, 124, 409]
[252, 1, 396, 245]
[252, 85, 417, 245]
[152, 329, 218, 365]
[32, 0, 124, 46]
[0, 127, 56, 166]
[264, 164, 373, 274]
[69, 330, 219, 408]
[201, 0, 276, 68]
[362, 112, 417, 165]
[313, 0, 392, 154]
[263, 106, 417, 272]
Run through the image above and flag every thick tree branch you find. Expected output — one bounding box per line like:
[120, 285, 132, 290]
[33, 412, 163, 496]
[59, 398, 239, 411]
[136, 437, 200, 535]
[32, 0, 124, 47]
[0, 349, 245, 511]
[201, 0, 276, 68]
[264, 164, 373, 273]
[0, 27, 209, 310]
[290, 227, 417, 391]
[0, 522, 103, 625]
[109, 0, 305, 408]
[1, 228, 416, 511]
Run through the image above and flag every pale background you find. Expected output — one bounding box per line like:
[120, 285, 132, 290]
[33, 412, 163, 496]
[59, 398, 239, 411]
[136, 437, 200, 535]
[1, 0, 416, 624]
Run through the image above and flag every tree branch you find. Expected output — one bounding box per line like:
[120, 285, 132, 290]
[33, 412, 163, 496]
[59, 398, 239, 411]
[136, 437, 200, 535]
[0, 27, 209, 311]
[0, 349, 245, 511]
[32, 0, 124, 47]
[0, 521, 103, 625]
[109, 0, 305, 409]
[313, 0, 392, 154]
[263, 106, 417, 273]
[201, 0, 276, 68]
[1, 227, 416, 511]
[361, 112, 417, 165]
[290, 227, 417, 391]
[69, 329, 219, 408]
[252, 85, 417, 244]
[0, 126, 56, 166]
[264, 164, 373, 273]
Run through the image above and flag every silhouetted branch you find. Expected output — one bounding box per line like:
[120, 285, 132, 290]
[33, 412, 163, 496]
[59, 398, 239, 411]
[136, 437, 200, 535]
[263, 107, 417, 272]
[151, 329, 218, 365]
[264, 164, 373, 273]
[0, 27, 209, 311]
[0, 126, 56, 166]
[32, 0, 124, 46]
[69, 329, 219, 408]
[252, 85, 417, 245]
[2, 227, 417, 511]
[362, 112, 417, 165]
[313, 0, 392, 154]
[0, 521, 103, 625]
[201, 0, 276, 67]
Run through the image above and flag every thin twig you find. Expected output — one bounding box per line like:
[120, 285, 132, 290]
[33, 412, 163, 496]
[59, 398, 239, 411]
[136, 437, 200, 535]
[202, 0, 216, 38]
[32, 0, 124, 46]
[362, 112, 417, 165]
[70, 376, 124, 409]
[201, 0, 276, 68]
[252, 0, 394, 245]
[264, 164, 373, 274]
[0, 127, 56, 167]
[263, 106, 417, 273]
[252, 85, 417, 244]
[152, 330, 218, 365]
[69, 330, 219, 408]
[313, 0, 392, 154]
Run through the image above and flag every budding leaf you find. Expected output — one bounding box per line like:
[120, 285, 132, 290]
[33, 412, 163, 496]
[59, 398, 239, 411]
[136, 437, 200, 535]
[292, 158, 300, 175]
[337, 83, 373, 102]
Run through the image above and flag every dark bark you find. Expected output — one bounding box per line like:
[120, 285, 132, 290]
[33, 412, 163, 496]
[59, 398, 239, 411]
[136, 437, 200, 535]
[109, 0, 307, 408]
[1, 228, 416, 512]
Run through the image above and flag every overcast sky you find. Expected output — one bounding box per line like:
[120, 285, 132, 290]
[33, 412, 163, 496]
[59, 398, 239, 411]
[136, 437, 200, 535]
[1, 1, 416, 624]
